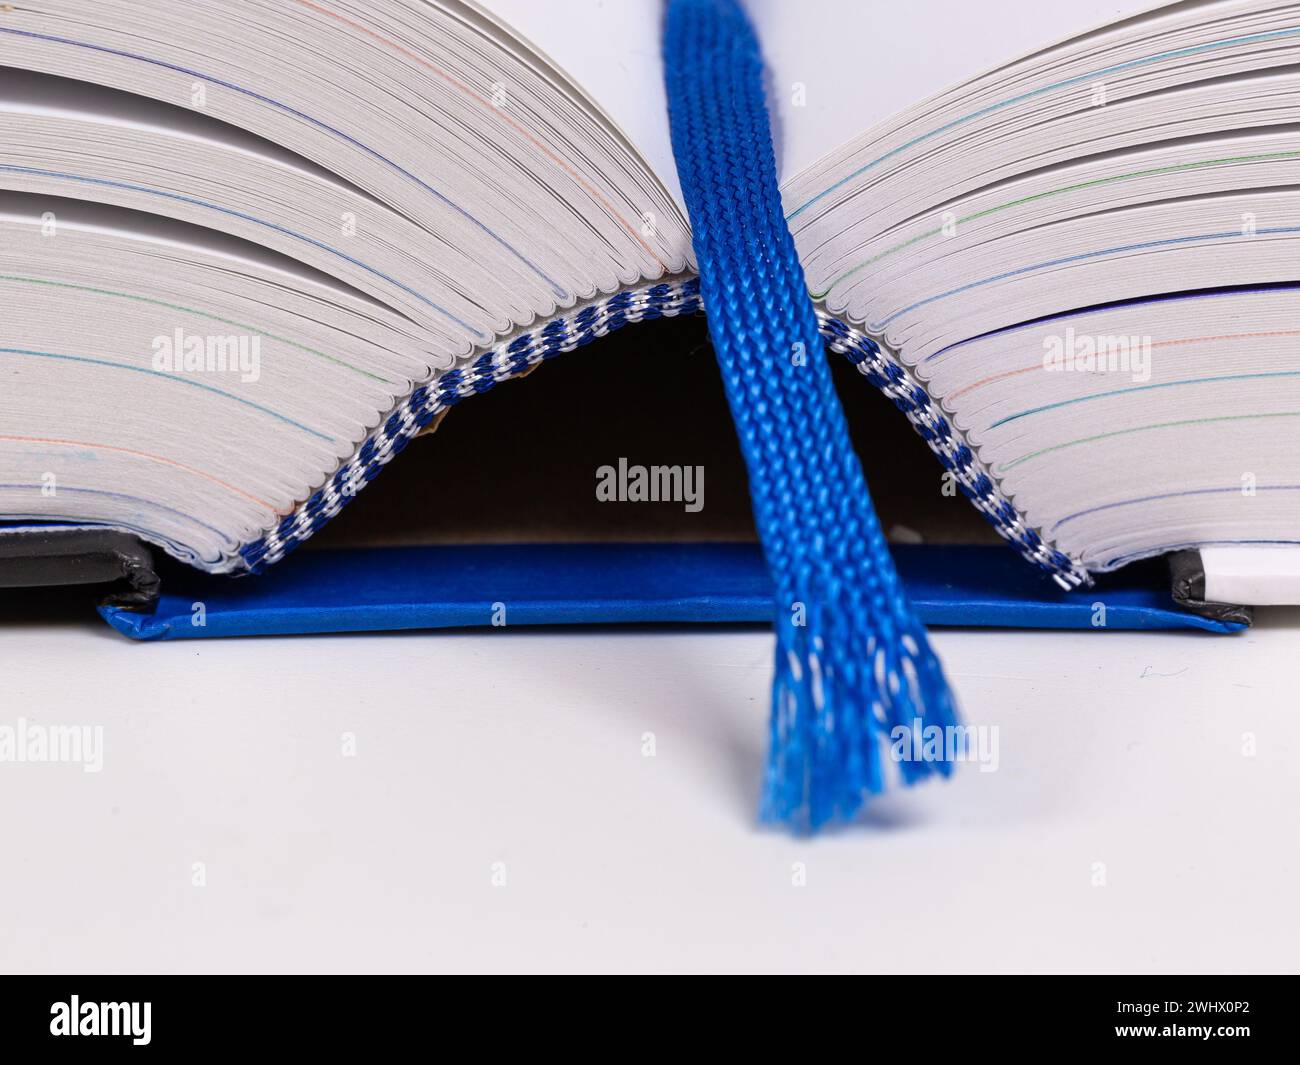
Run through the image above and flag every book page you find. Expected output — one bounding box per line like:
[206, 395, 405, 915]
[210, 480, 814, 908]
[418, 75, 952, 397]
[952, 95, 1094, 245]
[470, 0, 681, 202]
[751, 0, 1174, 180]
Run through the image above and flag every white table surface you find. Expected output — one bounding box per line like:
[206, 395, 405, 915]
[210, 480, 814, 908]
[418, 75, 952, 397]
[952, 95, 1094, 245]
[1, 605, 1296, 974]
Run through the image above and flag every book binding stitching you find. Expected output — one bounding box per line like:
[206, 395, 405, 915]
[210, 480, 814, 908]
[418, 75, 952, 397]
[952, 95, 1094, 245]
[233, 278, 1087, 588]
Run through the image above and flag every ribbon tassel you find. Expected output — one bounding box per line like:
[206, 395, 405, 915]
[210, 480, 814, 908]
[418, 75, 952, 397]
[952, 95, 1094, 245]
[663, 0, 959, 830]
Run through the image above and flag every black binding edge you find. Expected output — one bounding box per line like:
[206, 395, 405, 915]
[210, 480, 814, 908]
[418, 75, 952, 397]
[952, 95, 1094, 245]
[0, 528, 160, 609]
[1169, 549, 1252, 627]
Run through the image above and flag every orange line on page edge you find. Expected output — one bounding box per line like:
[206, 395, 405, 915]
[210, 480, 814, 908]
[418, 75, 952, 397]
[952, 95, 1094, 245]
[0, 435, 283, 513]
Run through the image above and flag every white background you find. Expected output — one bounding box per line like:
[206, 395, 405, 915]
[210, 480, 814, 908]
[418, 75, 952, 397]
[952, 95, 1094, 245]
[1, 607, 1295, 974]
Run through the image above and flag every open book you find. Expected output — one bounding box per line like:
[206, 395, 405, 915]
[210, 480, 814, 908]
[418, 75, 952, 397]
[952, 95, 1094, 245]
[2, 0, 1298, 603]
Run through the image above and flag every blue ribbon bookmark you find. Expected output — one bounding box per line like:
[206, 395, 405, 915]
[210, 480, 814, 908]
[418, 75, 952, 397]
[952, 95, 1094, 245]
[662, 0, 960, 830]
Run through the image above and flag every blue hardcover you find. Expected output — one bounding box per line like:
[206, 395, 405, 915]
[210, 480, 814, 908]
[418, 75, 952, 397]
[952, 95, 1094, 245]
[98, 542, 1243, 640]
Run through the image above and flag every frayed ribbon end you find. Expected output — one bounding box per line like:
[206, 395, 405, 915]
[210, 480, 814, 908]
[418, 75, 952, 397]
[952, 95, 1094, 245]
[759, 610, 959, 833]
